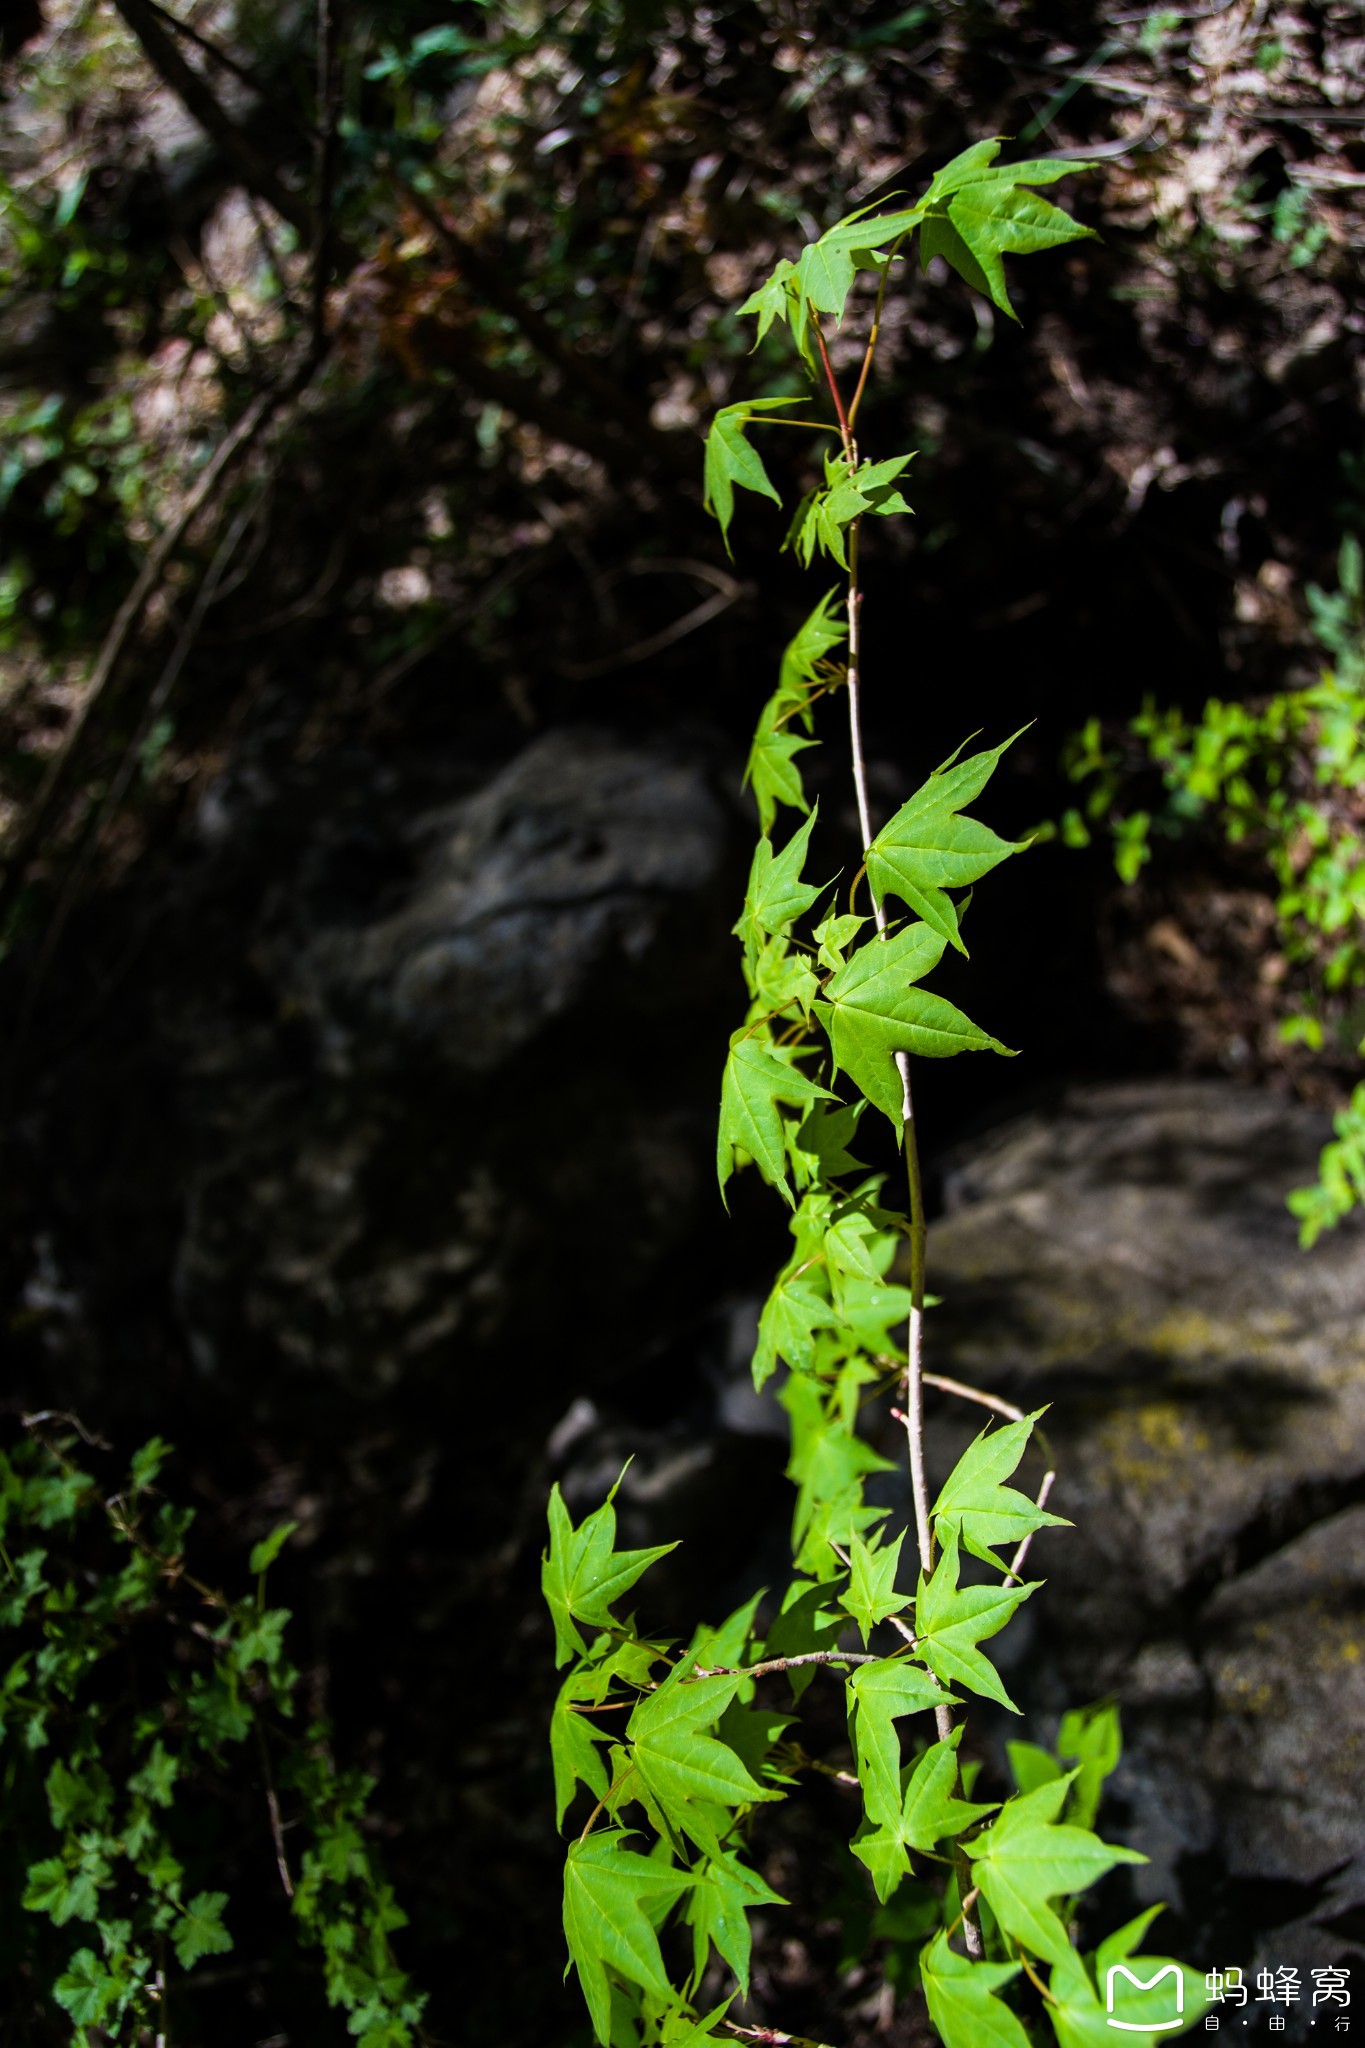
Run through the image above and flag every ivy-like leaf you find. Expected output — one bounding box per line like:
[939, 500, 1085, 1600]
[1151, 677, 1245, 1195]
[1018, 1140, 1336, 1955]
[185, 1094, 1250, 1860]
[914, 1523, 1036, 1711]
[921, 1931, 1031, 2048]
[248, 1520, 297, 1575]
[625, 1666, 779, 1857]
[543, 1480, 678, 1668]
[847, 1656, 953, 1831]
[866, 735, 1026, 956]
[932, 1410, 1069, 1565]
[172, 1890, 233, 1969]
[965, 1775, 1144, 1966]
[703, 398, 801, 553]
[53, 1949, 116, 2029]
[815, 923, 1013, 1130]
[563, 1832, 694, 2045]
[718, 1033, 834, 1211]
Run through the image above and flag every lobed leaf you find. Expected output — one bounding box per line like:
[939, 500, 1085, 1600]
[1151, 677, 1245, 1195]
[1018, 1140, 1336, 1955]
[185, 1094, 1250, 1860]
[914, 1523, 1036, 1711]
[543, 1480, 677, 1668]
[814, 922, 1013, 1131]
[866, 734, 1025, 956]
[965, 1775, 1145, 1966]
[563, 1832, 693, 2044]
[718, 1032, 834, 1211]
[703, 399, 800, 552]
[625, 1666, 779, 1857]
[847, 1656, 952, 1831]
[932, 1409, 1069, 1565]
[921, 1931, 1031, 2048]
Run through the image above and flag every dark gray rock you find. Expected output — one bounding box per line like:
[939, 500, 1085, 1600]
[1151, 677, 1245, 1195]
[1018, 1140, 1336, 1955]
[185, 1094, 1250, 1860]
[923, 1079, 1365, 1954]
[295, 729, 726, 1073]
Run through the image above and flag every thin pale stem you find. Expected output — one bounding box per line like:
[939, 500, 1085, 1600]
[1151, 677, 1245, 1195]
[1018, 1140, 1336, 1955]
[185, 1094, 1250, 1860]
[1004, 1471, 1057, 1585]
[919, 1377, 1028, 1424]
[848, 235, 904, 430]
[820, 301, 982, 1959]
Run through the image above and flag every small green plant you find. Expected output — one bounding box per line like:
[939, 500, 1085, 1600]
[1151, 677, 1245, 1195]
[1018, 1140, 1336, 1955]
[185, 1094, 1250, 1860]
[546, 143, 1201, 2048]
[1, 1420, 427, 2046]
[1061, 535, 1365, 1243]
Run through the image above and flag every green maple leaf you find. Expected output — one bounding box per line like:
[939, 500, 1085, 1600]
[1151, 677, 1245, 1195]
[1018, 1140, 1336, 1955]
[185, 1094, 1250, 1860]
[779, 587, 847, 694]
[752, 1266, 837, 1387]
[917, 144, 1096, 320]
[661, 1999, 739, 2046]
[718, 1031, 834, 1210]
[737, 257, 798, 343]
[715, 1697, 795, 1789]
[1056, 1698, 1123, 1831]
[789, 1100, 866, 1187]
[932, 1410, 1070, 1565]
[550, 1658, 621, 1829]
[1069, 1909, 1209, 2046]
[543, 1479, 677, 1668]
[814, 922, 1012, 1129]
[733, 808, 826, 962]
[965, 1776, 1144, 1966]
[786, 1374, 894, 1560]
[173, 1890, 233, 1969]
[847, 1656, 952, 1830]
[563, 1832, 694, 2044]
[914, 1523, 1037, 1711]
[743, 591, 845, 835]
[1050, 1923, 1206, 2048]
[787, 453, 914, 570]
[900, 1727, 997, 1853]
[833, 1273, 914, 1354]
[745, 714, 817, 838]
[849, 1818, 913, 1903]
[866, 735, 1026, 956]
[814, 911, 869, 972]
[684, 1850, 785, 1994]
[748, 937, 819, 1022]
[685, 1590, 763, 1672]
[703, 398, 801, 553]
[762, 1577, 846, 1699]
[825, 1206, 886, 1286]
[625, 1666, 779, 1856]
[921, 1931, 1031, 2048]
[938, 181, 1096, 321]
[839, 1530, 910, 1644]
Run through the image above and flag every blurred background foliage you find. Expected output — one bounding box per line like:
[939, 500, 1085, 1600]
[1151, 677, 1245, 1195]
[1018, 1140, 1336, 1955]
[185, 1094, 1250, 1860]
[1, 0, 1364, 2042]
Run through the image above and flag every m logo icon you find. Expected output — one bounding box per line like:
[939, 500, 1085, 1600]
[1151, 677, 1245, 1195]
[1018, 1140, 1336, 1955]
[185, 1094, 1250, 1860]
[1106, 1962, 1186, 2031]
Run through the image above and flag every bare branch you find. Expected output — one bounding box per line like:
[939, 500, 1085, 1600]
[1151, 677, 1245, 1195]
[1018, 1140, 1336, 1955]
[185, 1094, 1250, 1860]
[918, 1377, 1028, 1424]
